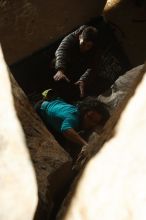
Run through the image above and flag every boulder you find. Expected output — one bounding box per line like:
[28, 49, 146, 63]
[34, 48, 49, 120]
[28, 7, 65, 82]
[2, 46, 73, 219]
[57, 64, 146, 220]
[0, 45, 38, 220]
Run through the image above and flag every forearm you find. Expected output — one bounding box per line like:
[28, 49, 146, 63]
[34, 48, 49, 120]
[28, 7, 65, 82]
[55, 56, 66, 72]
[79, 68, 92, 81]
[63, 128, 87, 146]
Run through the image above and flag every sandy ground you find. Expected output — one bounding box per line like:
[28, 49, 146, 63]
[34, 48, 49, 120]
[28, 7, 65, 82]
[104, 0, 146, 67]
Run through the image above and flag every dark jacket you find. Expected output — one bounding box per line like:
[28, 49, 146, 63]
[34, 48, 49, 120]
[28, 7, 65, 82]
[55, 25, 96, 83]
[54, 25, 125, 97]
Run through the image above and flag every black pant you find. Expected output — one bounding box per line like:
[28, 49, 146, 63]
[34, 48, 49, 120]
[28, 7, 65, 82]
[52, 80, 81, 103]
[85, 76, 112, 97]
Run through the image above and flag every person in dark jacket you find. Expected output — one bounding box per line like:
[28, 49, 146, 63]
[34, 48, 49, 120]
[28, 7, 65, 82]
[52, 25, 99, 102]
[51, 24, 128, 102]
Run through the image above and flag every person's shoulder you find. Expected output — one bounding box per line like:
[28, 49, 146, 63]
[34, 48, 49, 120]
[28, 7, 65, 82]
[74, 25, 87, 35]
[65, 25, 87, 42]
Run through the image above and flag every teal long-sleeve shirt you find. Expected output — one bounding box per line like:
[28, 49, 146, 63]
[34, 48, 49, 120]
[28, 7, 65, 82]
[37, 98, 80, 133]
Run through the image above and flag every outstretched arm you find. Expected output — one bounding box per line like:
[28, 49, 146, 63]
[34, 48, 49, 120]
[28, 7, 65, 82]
[63, 128, 88, 147]
[54, 25, 87, 82]
[54, 33, 75, 82]
[79, 68, 92, 81]
[55, 33, 75, 72]
[75, 68, 92, 97]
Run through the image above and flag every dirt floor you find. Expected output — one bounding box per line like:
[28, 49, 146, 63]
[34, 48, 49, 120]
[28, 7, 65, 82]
[104, 0, 146, 67]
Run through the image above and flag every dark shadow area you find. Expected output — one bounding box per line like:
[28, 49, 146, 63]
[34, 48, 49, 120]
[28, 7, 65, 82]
[10, 15, 131, 101]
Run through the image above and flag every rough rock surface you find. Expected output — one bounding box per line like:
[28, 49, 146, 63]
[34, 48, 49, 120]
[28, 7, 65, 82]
[0, 45, 38, 220]
[9, 56, 73, 218]
[57, 64, 146, 220]
[104, 0, 146, 66]
[0, 0, 107, 64]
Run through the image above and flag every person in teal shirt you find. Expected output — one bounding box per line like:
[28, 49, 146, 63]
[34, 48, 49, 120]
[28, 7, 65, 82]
[35, 90, 109, 147]
[39, 98, 79, 133]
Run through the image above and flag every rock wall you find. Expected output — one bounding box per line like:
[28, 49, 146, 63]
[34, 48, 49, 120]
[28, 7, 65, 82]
[0, 45, 38, 220]
[0, 0, 107, 65]
[0, 45, 73, 219]
[11, 72, 73, 219]
[57, 64, 146, 220]
[104, 0, 146, 66]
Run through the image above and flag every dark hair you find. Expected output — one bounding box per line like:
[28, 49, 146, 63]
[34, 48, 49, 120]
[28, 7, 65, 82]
[77, 96, 110, 125]
[81, 26, 98, 43]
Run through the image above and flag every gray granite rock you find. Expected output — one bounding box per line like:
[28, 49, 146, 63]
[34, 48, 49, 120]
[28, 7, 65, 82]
[0, 46, 38, 220]
[60, 64, 146, 220]
[9, 57, 73, 218]
[57, 64, 146, 220]
[98, 64, 144, 111]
